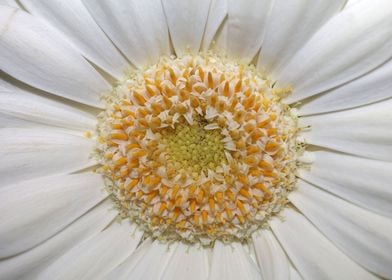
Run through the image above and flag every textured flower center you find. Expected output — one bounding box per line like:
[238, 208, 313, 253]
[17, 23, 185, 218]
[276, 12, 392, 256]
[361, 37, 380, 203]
[96, 54, 298, 245]
[162, 123, 227, 177]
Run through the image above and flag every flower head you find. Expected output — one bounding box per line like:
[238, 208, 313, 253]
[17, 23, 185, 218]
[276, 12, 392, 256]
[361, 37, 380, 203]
[0, 0, 391, 279]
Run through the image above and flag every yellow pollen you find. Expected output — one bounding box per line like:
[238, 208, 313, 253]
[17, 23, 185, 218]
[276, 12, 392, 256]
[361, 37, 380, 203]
[96, 53, 299, 245]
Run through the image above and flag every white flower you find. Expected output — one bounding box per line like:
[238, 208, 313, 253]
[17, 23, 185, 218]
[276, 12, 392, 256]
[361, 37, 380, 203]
[0, 0, 391, 279]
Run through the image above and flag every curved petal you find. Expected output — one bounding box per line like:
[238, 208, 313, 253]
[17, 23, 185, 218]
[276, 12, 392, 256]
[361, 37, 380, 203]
[223, 0, 272, 63]
[270, 208, 377, 280]
[0, 173, 107, 258]
[103, 239, 152, 279]
[252, 230, 290, 280]
[346, 0, 363, 7]
[300, 98, 392, 161]
[83, 0, 170, 68]
[202, 0, 228, 51]
[208, 241, 260, 280]
[0, 128, 95, 186]
[0, 89, 96, 131]
[19, 0, 129, 79]
[0, 200, 116, 280]
[299, 59, 392, 115]
[289, 266, 303, 280]
[104, 240, 175, 279]
[162, 0, 210, 56]
[0, 112, 43, 128]
[278, 0, 392, 103]
[161, 244, 209, 280]
[258, 0, 345, 77]
[38, 221, 142, 280]
[290, 180, 392, 278]
[0, 0, 18, 7]
[0, 6, 109, 108]
[299, 150, 392, 218]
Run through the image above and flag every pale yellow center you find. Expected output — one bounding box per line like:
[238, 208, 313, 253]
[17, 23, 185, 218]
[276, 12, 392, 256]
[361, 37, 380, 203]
[162, 123, 226, 177]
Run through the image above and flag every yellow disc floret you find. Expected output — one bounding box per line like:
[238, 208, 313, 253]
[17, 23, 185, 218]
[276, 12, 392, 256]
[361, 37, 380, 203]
[162, 123, 227, 177]
[96, 53, 298, 245]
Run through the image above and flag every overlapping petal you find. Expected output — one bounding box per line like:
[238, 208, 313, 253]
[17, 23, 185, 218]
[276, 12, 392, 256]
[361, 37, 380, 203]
[38, 222, 142, 280]
[278, 0, 392, 103]
[0, 173, 107, 258]
[83, 0, 170, 68]
[299, 150, 392, 217]
[299, 59, 392, 115]
[20, 0, 129, 79]
[258, 0, 345, 78]
[300, 98, 392, 161]
[201, 0, 227, 51]
[0, 200, 116, 279]
[161, 244, 209, 280]
[271, 209, 377, 280]
[104, 240, 174, 279]
[252, 230, 290, 280]
[0, 79, 96, 131]
[162, 0, 210, 56]
[0, 128, 95, 186]
[221, 0, 272, 63]
[209, 241, 260, 280]
[290, 180, 392, 278]
[0, 6, 110, 108]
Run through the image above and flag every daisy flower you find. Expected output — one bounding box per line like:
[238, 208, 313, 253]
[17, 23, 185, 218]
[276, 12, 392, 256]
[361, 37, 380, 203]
[0, 0, 391, 279]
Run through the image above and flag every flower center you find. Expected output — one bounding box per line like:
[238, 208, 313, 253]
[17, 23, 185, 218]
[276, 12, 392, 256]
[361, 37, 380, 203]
[161, 123, 227, 178]
[96, 53, 298, 245]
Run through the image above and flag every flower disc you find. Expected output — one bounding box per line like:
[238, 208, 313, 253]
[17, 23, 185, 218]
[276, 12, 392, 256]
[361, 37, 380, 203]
[96, 53, 299, 245]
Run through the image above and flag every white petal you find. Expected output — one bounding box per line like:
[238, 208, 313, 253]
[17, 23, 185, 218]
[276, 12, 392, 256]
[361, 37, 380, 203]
[0, 76, 23, 90]
[0, 173, 107, 258]
[105, 240, 175, 279]
[300, 99, 392, 161]
[270, 209, 377, 280]
[0, 200, 116, 280]
[0, 112, 42, 128]
[39, 221, 142, 280]
[299, 150, 392, 218]
[0, 86, 61, 129]
[0, 0, 18, 7]
[208, 241, 260, 280]
[0, 89, 96, 131]
[299, 59, 392, 115]
[161, 243, 209, 280]
[215, 15, 228, 50]
[19, 0, 129, 79]
[258, 0, 345, 77]
[103, 239, 152, 279]
[0, 6, 110, 108]
[346, 0, 363, 7]
[290, 180, 392, 278]
[252, 230, 289, 280]
[278, 0, 392, 103]
[224, 0, 272, 63]
[202, 0, 228, 51]
[0, 128, 95, 186]
[83, 0, 170, 68]
[289, 266, 303, 280]
[162, 0, 210, 55]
